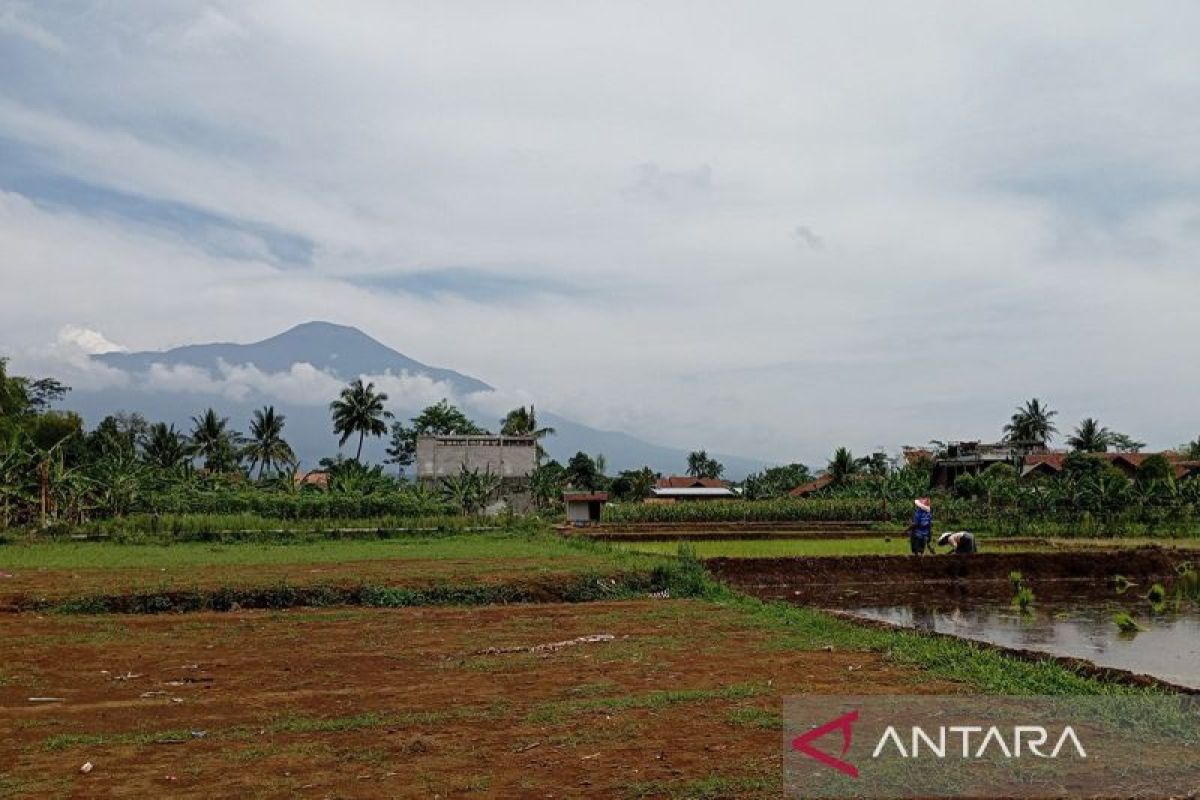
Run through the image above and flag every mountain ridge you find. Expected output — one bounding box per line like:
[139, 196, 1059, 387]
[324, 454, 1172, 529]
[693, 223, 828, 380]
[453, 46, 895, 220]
[75, 321, 766, 478]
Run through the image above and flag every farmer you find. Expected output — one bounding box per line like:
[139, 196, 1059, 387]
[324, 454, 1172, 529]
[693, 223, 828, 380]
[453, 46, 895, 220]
[906, 497, 933, 556]
[937, 530, 978, 554]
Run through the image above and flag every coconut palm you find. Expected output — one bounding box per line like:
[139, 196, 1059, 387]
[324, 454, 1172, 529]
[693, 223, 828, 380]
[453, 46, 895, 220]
[143, 422, 189, 470]
[1003, 398, 1058, 448]
[686, 450, 723, 479]
[500, 405, 556, 463]
[1067, 418, 1111, 453]
[189, 408, 241, 472]
[330, 379, 393, 461]
[243, 406, 295, 479]
[826, 447, 862, 485]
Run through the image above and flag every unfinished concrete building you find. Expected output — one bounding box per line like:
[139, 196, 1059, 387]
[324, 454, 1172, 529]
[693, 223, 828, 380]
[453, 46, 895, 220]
[415, 435, 537, 510]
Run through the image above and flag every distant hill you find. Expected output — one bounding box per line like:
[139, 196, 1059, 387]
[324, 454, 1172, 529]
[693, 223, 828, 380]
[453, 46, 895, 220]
[71, 321, 764, 478]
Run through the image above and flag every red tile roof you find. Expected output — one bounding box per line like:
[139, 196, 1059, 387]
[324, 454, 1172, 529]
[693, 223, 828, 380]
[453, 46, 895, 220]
[655, 476, 730, 489]
[789, 475, 834, 496]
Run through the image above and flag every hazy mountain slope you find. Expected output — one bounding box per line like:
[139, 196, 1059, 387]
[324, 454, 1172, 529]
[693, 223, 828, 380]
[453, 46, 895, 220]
[70, 322, 764, 478]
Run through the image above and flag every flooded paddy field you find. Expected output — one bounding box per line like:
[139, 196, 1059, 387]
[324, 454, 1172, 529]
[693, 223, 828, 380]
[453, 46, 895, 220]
[710, 548, 1200, 690]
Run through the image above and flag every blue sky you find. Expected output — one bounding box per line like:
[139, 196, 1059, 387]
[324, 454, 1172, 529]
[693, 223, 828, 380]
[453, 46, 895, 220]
[2, 1, 1199, 463]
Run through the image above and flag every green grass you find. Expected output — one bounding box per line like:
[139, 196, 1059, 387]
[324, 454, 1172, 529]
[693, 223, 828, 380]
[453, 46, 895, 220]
[0, 530, 663, 572]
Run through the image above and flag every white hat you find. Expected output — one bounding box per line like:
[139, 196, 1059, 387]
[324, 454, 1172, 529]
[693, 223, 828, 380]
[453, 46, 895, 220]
[914, 497, 931, 512]
[937, 532, 954, 546]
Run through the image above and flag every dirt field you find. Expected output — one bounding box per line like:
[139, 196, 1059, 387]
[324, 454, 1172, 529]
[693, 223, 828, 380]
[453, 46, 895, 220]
[0, 600, 956, 799]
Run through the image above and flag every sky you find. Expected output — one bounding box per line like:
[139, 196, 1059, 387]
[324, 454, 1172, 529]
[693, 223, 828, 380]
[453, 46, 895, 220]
[2, 1, 1199, 465]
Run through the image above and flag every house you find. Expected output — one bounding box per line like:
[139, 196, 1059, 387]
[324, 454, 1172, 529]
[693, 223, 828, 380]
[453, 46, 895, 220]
[928, 441, 1031, 487]
[294, 470, 329, 490]
[564, 492, 608, 525]
[1021, 452, 1200, 480]
[789, 475, 833, 497]
[649, 476, 737, 501]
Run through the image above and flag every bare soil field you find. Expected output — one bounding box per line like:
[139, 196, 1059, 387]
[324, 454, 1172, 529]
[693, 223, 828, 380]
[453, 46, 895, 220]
[0, 600, 956, 799]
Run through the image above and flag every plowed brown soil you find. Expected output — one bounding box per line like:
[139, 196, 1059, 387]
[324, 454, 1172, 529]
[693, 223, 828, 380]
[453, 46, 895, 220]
[0, 601, 956, 799]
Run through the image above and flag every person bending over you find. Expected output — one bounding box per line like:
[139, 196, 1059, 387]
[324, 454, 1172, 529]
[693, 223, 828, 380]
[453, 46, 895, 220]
[937, 530, 977, 554]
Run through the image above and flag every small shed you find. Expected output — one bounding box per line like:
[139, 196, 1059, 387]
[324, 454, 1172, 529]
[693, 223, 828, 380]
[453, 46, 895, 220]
[564, 492, 608, 525]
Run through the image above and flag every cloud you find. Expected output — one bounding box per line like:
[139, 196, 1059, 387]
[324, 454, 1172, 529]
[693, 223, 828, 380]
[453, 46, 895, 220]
[57, 325, 125, 355]
[792, 225, 824, 251]
[2, 3, 1200, 462]
[0, 4, 66, 53]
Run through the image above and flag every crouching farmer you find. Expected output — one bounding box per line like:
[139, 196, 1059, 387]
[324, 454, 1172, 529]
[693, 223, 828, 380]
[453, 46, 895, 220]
[906, 497, 933, 556]
[937, 530, 977, 554]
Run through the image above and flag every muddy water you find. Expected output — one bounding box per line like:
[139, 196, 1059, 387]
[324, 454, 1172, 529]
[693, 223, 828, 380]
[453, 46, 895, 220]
[849, 601, 1200, 689]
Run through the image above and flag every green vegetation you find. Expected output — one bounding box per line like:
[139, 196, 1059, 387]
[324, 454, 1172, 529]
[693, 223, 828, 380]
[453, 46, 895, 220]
[1148, 582, 1167, 603]
[1008, 570, 1024, 589]
[1011, 586, 1035, 613]
[0, 530, 648, 571]
[1114, 612, 1146, 634]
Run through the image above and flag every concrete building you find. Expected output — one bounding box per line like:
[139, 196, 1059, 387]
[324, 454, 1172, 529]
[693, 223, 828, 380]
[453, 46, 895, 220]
[564, 492, 608, 525]
[415, 435, 537, 482]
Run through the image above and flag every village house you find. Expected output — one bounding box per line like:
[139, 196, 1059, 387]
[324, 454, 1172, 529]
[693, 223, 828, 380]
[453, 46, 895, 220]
[649, 476, 737, 502]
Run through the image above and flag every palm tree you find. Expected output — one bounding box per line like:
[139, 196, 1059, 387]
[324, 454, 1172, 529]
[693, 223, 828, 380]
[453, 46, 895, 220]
[826, 447, 864, 485]
[1067, 418, 1111, 453]
[244, 406, 295, 479]
[330, 379, 393, 461]
[500, 405, 556, 463]
[686, 450, 723, 479]
[189, 408, 240, 472]
[143, 422, 189, 470]
[1003, 398, 1058, 448]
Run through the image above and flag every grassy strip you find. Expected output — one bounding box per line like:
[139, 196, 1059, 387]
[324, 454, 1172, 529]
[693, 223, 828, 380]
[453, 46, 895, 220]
[0, 529, 663, 570]
[39, 569, 668, 614]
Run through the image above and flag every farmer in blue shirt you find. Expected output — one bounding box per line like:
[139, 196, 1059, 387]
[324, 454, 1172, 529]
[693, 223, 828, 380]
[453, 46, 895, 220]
[907, 497, 933, 556]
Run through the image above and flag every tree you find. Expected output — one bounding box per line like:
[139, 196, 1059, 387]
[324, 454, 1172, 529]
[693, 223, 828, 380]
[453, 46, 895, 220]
[330, 379, 393, 461]
[86, 412, 149, 460]
[685, 450, 724, 480]
[1135, 454, 1175, 487]
[609, 466, 659, 502]
[826, 447, 862, 485]
[1067, 418, 1111, 453]
[440, 466, 501, 515]
[385, 421, 416, 477]
[742, 463, 812, 500]
[531, 459, 568, 509]
[387, 400, 485, 475]
[566, 451, 603, 491]
[1003, 398, 1058, 448]
[189, 408, 242, 472]
[1108, 433, 1145, 453]
[244, 406, 295, 479]
[501, 405, 556, 462]
[1182, 437, 1200, 461]
[410, 399, 483, 437]
[143, 423, 189, 470]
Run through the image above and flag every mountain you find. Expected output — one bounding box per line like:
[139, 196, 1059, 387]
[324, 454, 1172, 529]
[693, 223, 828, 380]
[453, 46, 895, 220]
[70, 322, 765, 478]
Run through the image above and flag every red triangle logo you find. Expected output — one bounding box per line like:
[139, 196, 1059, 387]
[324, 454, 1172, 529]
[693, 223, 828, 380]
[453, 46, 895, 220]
[792, 709, 859, 778]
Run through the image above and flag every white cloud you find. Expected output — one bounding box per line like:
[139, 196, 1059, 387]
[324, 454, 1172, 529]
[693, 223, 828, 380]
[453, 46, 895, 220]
[57, 325, 126, 355]
[2, 2, 1200, 462]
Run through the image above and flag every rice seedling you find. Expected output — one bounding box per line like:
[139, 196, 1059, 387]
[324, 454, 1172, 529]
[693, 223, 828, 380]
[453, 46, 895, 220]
[1147, 583, 1166, 603]
[1008, 570, 1024, 590]
[1113, 612, 1146, 634]
[1112, 574, 1133, 594]
[1011, 586, 1035, 613]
